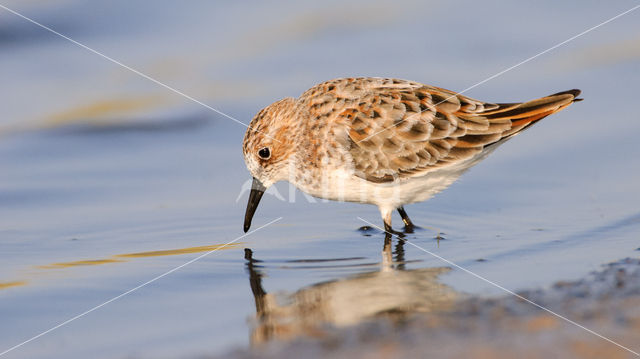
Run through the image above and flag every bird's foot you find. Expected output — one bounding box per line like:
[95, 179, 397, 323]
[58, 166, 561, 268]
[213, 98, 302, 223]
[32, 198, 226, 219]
[402, 222, 415, 234]
[384, 222, 406, 238]
[404, 223, 425, 233]
[397, 206, 417, 234]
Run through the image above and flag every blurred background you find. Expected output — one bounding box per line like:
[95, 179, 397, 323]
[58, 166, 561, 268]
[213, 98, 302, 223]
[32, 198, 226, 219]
[1, 1, 639, 358]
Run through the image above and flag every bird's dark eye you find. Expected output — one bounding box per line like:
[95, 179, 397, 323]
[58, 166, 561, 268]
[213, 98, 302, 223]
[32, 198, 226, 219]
[258, 147, 271, 159]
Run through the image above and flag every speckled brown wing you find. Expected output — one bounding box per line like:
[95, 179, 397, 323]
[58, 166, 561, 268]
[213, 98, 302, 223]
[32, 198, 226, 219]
[304, 78, 580, 183]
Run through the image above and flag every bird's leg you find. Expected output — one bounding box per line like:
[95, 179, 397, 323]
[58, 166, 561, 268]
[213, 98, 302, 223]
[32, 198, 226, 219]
[397, 206, 415, 233]
[381, 207, 405, 237]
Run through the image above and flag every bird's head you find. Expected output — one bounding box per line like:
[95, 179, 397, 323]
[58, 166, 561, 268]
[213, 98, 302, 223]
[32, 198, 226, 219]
[242, 97, 298, 232]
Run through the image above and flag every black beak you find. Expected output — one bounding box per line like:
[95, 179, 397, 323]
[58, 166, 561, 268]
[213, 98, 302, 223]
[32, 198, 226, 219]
[243, 177, 266, 232]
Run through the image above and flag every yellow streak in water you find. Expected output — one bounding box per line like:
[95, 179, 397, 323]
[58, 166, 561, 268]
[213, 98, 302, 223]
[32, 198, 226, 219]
[0, 242, 242, 290]
[113, 243, 241, 258]
[39, 258, 126, 269]
[0, 281, 27, 289]
[38, 243, 242, 268]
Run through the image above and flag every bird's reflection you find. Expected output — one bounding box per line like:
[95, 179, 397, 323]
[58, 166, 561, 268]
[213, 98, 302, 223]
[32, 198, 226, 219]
[244, 235, 456, 345]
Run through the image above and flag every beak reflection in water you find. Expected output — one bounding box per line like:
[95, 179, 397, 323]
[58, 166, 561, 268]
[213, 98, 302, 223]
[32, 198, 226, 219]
[244, 177, 266, 233]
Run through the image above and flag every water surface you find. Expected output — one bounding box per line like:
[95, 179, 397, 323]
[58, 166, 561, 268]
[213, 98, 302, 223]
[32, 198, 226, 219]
[1, 1, 639, 358]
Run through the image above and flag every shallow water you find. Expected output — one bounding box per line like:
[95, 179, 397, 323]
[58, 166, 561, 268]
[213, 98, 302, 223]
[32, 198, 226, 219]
[1, 1, 640, 358]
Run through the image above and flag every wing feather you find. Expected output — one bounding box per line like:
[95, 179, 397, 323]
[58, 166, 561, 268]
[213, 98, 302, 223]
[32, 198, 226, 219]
[299, 78, 580, 183]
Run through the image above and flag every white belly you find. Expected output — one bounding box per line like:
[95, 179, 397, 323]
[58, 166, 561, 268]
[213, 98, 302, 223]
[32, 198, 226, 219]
[293, 148, 493, 210]
[293, 164, 465, 209]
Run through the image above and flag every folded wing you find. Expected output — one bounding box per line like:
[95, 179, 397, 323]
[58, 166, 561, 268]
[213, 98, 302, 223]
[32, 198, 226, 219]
[343, 80, 581, 183]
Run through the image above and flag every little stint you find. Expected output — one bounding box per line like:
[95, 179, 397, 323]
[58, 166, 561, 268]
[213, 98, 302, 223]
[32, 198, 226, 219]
[242, 77, 581, 234]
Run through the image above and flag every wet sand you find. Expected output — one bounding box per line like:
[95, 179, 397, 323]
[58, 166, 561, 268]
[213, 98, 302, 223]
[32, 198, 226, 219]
[220, 257, 640, 359]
